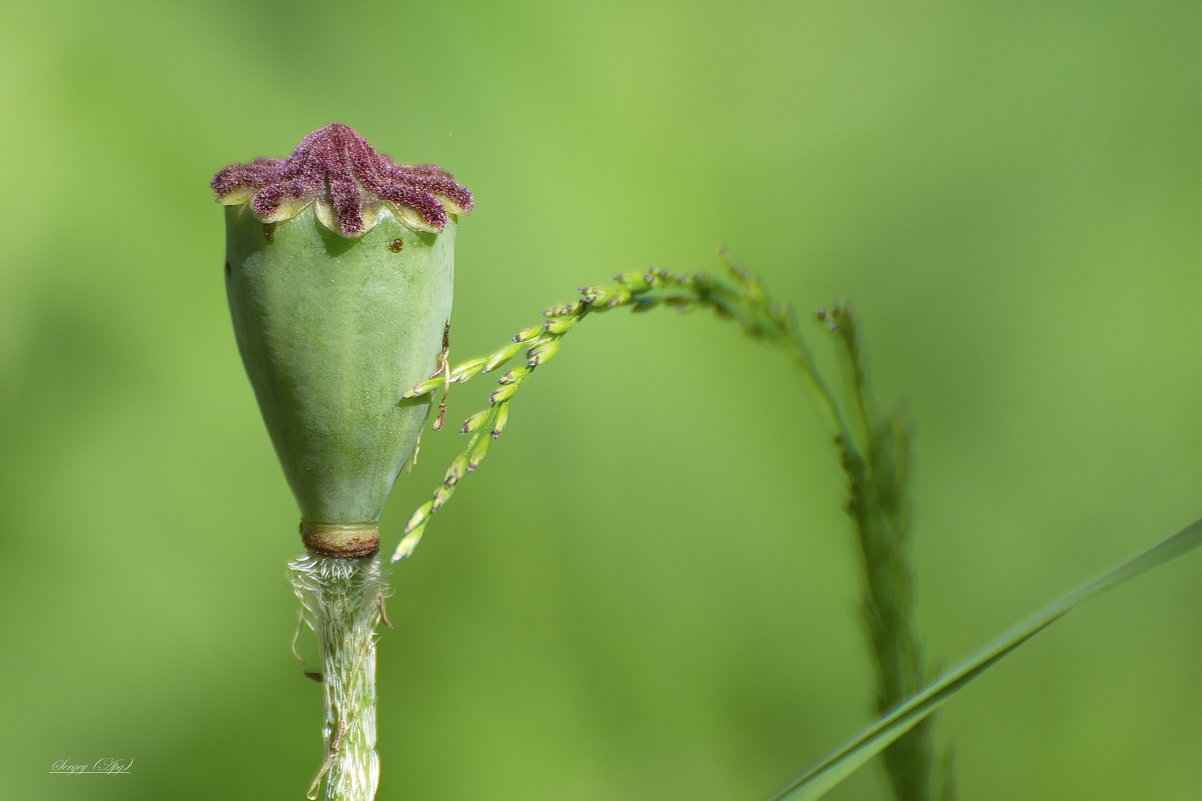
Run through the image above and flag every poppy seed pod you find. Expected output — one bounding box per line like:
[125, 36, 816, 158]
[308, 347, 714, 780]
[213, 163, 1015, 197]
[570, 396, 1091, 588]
[214, 123, 472, 558]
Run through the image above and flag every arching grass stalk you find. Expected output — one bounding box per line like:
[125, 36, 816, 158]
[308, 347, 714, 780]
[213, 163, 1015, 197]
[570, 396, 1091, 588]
[395, 258, 948, 799]
[393, 256, 853, 557]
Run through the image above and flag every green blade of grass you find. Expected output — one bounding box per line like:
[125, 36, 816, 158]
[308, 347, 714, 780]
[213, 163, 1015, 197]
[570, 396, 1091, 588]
[766, 517, 1202, 801]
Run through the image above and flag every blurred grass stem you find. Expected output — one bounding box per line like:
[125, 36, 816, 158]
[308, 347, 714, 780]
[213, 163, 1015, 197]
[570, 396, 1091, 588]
[826, 308, 937, 801]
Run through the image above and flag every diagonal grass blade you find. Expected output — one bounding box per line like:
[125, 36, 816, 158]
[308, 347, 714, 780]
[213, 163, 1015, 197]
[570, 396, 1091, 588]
[766, 518, 1202, 801]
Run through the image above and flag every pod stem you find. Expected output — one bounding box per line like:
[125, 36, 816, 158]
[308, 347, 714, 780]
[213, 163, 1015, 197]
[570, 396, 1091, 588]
[290, 553, 388, 801]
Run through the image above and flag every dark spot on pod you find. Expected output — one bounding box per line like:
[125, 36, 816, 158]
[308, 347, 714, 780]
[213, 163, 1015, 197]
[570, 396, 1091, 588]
[388, 238, 405, 253]
[224, 261, 232, 277]
[262, 223, 276, 243]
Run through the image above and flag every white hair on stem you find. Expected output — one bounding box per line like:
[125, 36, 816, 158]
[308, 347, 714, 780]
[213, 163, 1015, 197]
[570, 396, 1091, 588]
[290, 553, 389, 801]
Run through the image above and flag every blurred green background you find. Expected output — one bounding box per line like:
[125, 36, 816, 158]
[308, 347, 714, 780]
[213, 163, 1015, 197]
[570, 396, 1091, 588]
[2, 0, 1198, 799]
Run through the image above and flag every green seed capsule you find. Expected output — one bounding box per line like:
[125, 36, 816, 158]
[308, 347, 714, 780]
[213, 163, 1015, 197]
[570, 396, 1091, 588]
[214, 123, 472, 557]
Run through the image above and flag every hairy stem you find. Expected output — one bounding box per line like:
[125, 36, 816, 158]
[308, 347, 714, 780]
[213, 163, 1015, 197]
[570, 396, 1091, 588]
[290, 554, 387, 801]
